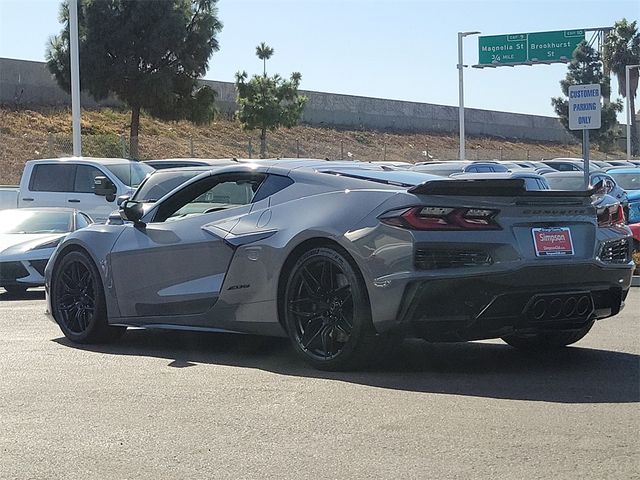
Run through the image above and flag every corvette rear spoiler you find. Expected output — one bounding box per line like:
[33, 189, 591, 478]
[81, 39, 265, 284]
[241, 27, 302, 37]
[408, 178, 599, 197]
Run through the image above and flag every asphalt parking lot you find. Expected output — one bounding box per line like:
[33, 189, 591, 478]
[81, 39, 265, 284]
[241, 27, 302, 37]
[0, 288, 638, 479]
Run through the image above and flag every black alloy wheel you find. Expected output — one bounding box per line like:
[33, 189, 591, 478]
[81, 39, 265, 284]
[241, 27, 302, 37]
[283, 246, 379, 370]
[55, 259, 96, 334]
[52, 251, 125, 344]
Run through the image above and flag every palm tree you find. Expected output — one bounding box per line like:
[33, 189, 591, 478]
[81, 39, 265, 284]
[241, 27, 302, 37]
[604, 19, 640, 155]
[256, 42, 274, 76]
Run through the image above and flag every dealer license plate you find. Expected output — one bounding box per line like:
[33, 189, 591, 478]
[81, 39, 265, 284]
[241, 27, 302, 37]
[532, 227, 574, 257]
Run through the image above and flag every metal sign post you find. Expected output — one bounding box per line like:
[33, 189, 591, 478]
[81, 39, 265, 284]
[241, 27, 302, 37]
[69, 0, 82, 157]
[568, 84, 601, 189]
[626, 65, 640, 160]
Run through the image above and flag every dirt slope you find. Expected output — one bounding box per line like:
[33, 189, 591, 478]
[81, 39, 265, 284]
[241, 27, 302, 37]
[0, 106, 622, 185]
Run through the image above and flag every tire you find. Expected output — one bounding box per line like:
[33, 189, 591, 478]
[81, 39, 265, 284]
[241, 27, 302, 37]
[51, 250, 125, 344]
[282, 246, 381, 371]
[3, 285, 28, 295]
[501, 320, 594, 351]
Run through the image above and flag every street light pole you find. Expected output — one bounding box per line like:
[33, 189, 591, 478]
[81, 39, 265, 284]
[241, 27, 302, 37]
[458, 31, 480, 161]
[69, 0, 82, 157]
[626, 64, 639, 161]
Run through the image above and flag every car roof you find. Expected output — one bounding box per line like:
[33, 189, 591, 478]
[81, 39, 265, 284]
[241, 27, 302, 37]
[452, 172, 545, 180]
[2, 207, 78, 213]
[542, 171, 596, 177]
[606, 167, 640, 174]
[26, 156, 132, 165]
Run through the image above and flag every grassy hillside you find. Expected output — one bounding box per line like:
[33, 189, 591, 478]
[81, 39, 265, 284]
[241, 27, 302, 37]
[0, 106, 623, 185]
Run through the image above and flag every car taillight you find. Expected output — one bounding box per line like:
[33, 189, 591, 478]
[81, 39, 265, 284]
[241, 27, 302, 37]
[597, 203, 625, 227]
[380, 206, 501, 231]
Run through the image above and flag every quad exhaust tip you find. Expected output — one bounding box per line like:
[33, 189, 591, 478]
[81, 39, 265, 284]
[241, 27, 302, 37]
[529, 294, 592, 321]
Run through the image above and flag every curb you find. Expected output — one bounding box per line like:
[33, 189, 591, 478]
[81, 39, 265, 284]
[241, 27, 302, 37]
[632, 276, 640, 287]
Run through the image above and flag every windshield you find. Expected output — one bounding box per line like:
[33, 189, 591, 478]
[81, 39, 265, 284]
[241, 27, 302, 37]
[132, 170, 208, 202]
[105, 162, 155, 188]
[413, 167, 464, 177]
[545, 177, 586, 190]
[608, 172, 640, 190]
[0, 210, 73, 234]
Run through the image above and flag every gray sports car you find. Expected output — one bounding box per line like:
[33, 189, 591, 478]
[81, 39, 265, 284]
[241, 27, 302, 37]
[1, 208, 93, 294]
[45, 159, 635, 370]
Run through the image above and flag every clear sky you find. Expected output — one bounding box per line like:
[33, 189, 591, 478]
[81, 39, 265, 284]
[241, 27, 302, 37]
[0, 0, 637, 119]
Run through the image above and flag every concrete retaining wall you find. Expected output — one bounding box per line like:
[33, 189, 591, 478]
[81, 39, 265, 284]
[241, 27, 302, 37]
[0, 57, 574, 143]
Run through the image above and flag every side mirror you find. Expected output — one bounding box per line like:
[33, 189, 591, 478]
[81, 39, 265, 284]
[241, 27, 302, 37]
[94, 176, 117, 202]
[116, 194, 130, 207]
[119, 200, 145, 227]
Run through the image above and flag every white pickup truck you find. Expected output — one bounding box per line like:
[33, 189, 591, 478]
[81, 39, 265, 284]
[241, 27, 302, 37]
[0, 157, 154, 223]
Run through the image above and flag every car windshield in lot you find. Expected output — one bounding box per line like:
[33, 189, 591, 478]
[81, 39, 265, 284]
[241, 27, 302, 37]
[0, 210, 73, 234]
[545, 176, 586, 190]
[105, 162, 155, 188]
[607, 172, 640, 190]
[132, 169, 209, 202]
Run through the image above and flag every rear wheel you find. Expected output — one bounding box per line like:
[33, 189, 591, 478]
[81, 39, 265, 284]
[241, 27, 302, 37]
[51, 251, 125, 344]
[282, 246, 380, 371]
[501, 320, 594, 351]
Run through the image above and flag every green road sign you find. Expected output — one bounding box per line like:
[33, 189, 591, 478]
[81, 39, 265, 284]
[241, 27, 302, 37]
[478, 33, 527, 65]
[477, 30, 585, 67]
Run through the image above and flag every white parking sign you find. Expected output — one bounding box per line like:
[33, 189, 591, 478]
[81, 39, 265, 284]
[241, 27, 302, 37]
[568, 84, 601, 130]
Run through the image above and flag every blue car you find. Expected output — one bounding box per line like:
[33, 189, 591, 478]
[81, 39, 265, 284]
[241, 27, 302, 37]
[607, 168, 640, 223]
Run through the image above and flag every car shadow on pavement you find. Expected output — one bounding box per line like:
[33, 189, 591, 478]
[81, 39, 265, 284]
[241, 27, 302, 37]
[53, 329, 640, 404]
[0, 290, 45, 301]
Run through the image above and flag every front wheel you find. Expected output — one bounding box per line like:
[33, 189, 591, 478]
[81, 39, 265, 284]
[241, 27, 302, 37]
[501, 320, 594, 351]
[282, 246, 380, 371]
[51, 250, 125, 344]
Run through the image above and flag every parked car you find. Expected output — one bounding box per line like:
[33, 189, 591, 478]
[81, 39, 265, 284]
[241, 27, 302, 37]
[591, 160, 614, 169]
[411, 161, 471, 176]
[607, 168, 640, 223]
[628, 223, 640, 252]
[542, 158, 604, 172]
[453, 162, 510, 174]
[142, 158, 239, 170]
[542, 171, 628, 213]
[605, 160, 635, 167]
[449, 171, 550, 190]
[0, 157, 154, 223]
[0, 185, 20, 210]
[45, 159, 633, 370]
[0, 208, 93, 294]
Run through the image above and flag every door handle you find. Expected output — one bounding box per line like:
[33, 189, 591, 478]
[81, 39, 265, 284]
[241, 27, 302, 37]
[68, 199, 81, 203]
[22, 198, 34, 201]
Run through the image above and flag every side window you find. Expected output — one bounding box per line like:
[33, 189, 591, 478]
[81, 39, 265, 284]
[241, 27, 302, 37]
[154, 173, 266, 223]
[76, 213, 92, 228]
[74, 165, 105, 193]
[29, 164, 76, 192]
[252, 174, 294, 202]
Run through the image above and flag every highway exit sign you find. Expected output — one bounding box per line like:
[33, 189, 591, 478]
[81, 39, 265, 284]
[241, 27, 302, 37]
[477, 30, 585, 67]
